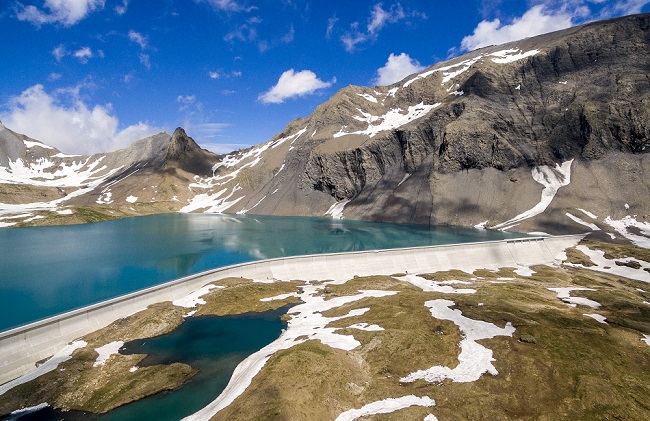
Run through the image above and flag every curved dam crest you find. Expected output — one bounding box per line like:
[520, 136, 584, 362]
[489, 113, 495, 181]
[0, 234, 584, 385]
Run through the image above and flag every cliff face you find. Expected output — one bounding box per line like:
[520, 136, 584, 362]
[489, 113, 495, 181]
[192, 13, 648, 234]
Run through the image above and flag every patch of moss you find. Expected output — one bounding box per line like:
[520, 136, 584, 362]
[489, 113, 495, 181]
[582, 239, 650, 263]
[564, 247, 597, 266]
[0, 347, 196, 416]
[198, 278, 302, 316]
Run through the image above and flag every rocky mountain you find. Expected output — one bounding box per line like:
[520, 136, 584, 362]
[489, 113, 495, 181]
[0, 125, 220, 226]
[185, 13, 649, 235]
[1, 13, 649, 235]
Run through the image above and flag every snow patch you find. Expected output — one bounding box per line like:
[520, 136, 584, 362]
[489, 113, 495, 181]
[333, 102, 441, 139]
[237, 196, 267, 215]
[643, 334, 650, 347]
[566, 212, 599, 231]
[397, 173, 411, 187]
[259, 292, 299, 302]
[494, 160, 573, 230]
[346, 322, 384, 332]
[56, 209, 73, 215]
[490, 49, 540, 64]
[357, 93, 378, 103]
[93, 341, 125, 367]
[325, 200, 350, 220]
[335, 395, 436, 421]
[513, 265, 536, 277]
[548, 287, 601, 308]
[0, 340, 87, 396]
[583, 314, 607, 324]
[401, 299, 515, 384]
[565, 245, 650, 283]
[126, 195, 138, 203]
[605, 216, 650, 249]
[23, 140, 54, 149]
[173, 284, 222, 308]
[398, 274, 476, 294]
[578, 209, 597, 219]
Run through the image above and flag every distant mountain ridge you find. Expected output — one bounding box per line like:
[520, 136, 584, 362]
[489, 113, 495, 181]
[0, 13, 648, 234]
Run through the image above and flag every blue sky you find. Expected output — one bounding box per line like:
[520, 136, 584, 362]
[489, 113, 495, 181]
[1, 0, 648, 155]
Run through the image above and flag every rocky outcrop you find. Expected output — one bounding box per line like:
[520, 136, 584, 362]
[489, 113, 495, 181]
[206, 14, 648, 232]
[164, 128, 220, 176]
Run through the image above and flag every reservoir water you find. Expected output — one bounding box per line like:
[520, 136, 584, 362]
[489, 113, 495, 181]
[0, 213, 523, 331]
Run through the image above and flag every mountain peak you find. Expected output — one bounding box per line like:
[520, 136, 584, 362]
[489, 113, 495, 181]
[163, 127, 219, 176]
[167, 127, 201, 161]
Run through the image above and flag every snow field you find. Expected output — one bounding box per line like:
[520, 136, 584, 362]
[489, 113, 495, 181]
[335, 395, 436, 421]
[547, 287, 601, 309]
[565, 245, 650, 283]
[0, 340, 88, 397]
[172, 284, 223, 308]
[333, 102, 441, 139]
[400, 299, 515, 384]
[93, 341, 125, 367]
[325, 200, 350, 220]
[493, 160, 573, 230]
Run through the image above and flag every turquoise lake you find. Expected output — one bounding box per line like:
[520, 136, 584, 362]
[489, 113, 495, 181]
[0, 213, 523, 331]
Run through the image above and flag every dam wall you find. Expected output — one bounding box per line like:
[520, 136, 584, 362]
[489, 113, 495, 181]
[0, 235, 583, 385]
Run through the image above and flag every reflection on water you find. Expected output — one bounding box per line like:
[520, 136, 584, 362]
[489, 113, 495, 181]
[0, 214, 524, 331]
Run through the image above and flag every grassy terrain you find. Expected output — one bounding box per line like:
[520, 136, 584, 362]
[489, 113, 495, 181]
[1, 242, 649, 419]
[213, 248, 650, 420]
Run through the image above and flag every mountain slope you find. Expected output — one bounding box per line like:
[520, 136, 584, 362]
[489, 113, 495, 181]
[183, 13, 649, 234]
[0, 126, 220, 226]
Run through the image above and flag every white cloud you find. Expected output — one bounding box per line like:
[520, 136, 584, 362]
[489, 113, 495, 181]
[367, 2, 405, 34]
[0, 84, 161, 155]
[74, 47, 93, 63]
[341, 2, 423, 52]
[598, 0, 650, 16]
[177, 94, 196, 111]
[373, 52, 426, 86]
[208, 70, 242, 79]
[52, 44, 68, 61]
[128, 30, 147, 49]
[16, 0, 105, 27]
[326, 15, 338, 39]
[258, 69, 335, 104]
[460, 4, 574, 51]
[114, 0, 128, 15]
[199, 0, 255, 12]
[138, 53, 151, 69]
[281, 24, 295, 43]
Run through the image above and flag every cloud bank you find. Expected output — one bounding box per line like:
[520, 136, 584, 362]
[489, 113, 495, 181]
[0, 84, 161, 155]
[460, 1, 650, 52]
[16, 0, 105, 26]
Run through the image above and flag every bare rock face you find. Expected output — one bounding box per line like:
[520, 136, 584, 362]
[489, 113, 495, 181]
[164, 127, 219, 176]
[219, 14, 650, 232]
